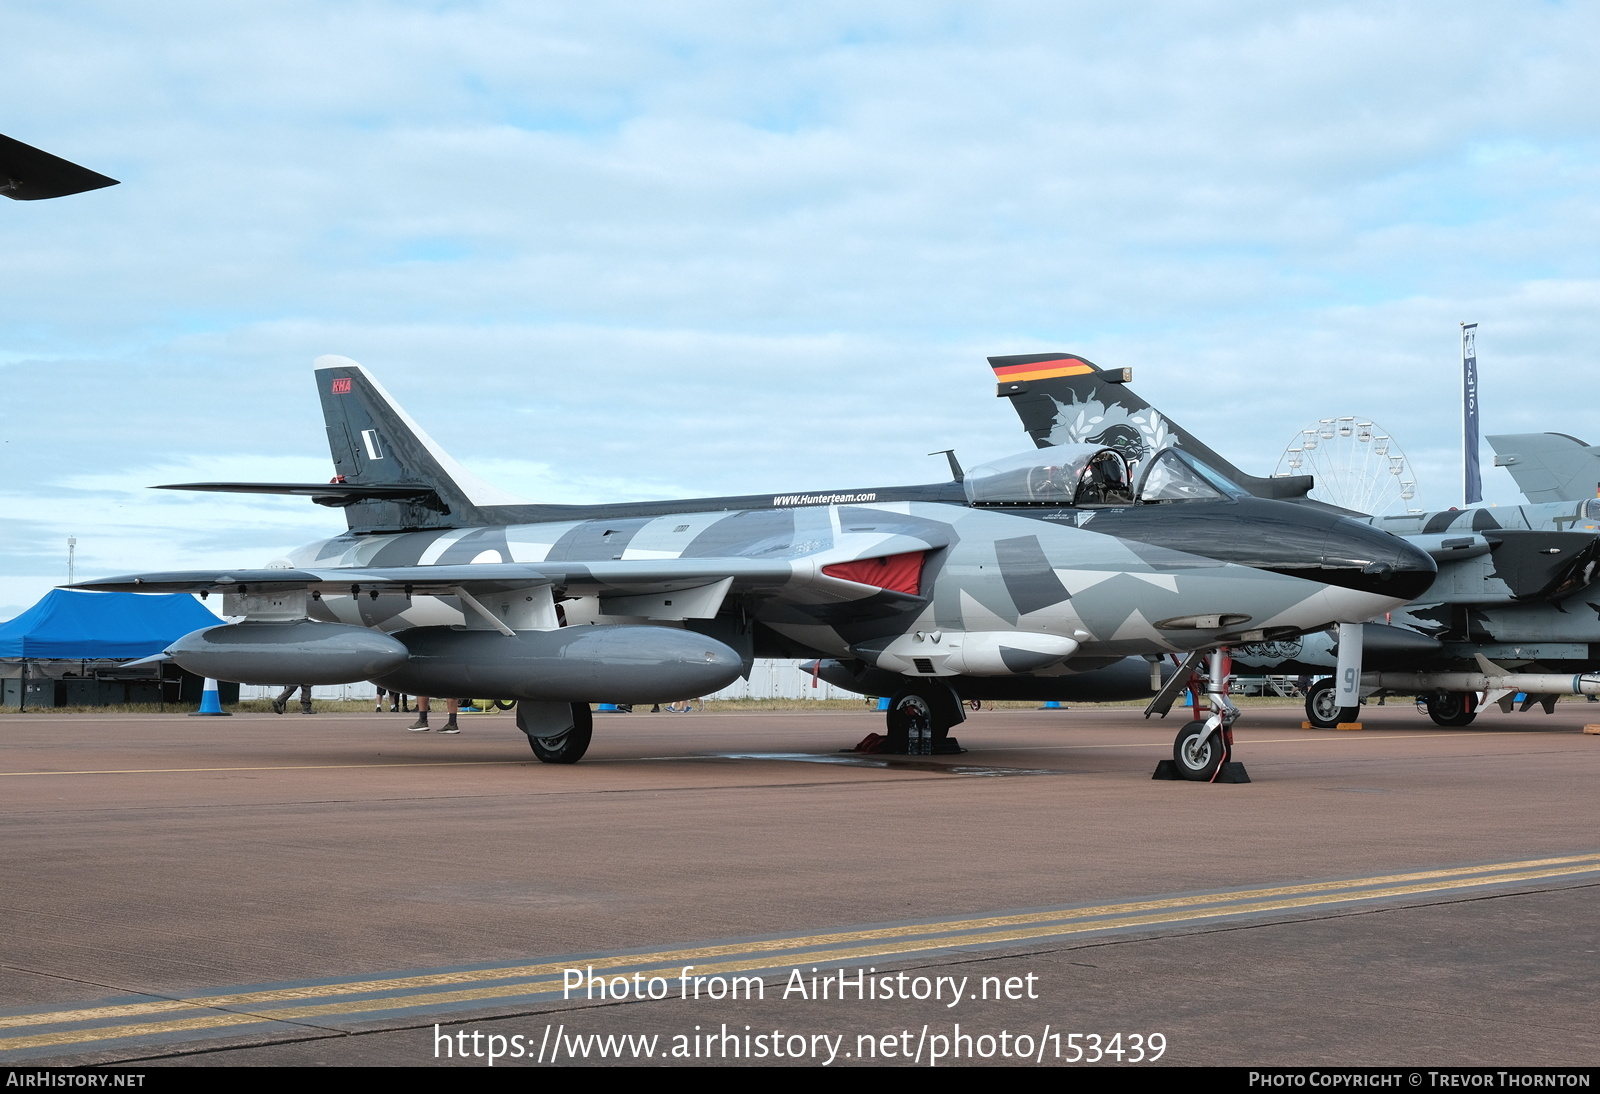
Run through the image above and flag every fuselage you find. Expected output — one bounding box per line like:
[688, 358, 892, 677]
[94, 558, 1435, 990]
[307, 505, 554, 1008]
[292, 486, 1436, 664]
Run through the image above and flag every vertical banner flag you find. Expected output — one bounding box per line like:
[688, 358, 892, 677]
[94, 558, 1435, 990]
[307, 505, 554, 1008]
[1462, 322, 1481, 505]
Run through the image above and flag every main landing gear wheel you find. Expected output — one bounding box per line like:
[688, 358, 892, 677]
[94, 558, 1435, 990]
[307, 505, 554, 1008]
[1421, 690, 1477, 727]
[1173, 720, 1228, 781]
[1305, 678, 1357, 729]
[522, 703, 593, 764]
[884, 680, 965, 754]
[492, 699, 516, 711]
[886, 693, 933, 753]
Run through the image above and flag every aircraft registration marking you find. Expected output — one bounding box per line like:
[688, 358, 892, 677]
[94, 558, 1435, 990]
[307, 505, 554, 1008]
[5, 852, 1599, 1058]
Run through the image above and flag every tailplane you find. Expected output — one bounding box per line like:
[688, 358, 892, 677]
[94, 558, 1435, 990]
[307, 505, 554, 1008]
[156, 356, 526, 532]
[989, 352, 1315, 502]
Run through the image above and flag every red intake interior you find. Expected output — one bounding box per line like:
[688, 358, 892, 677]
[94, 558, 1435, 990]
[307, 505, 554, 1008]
[821, 552, 926, 595]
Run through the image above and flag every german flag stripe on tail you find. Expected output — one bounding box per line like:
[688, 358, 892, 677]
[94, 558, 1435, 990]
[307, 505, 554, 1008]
[990, 356, 1096, 383]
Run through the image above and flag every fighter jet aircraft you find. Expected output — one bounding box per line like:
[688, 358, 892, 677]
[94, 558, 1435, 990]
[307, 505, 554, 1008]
[76, 356, 1435, 779]
[989, 352, 1600, 729]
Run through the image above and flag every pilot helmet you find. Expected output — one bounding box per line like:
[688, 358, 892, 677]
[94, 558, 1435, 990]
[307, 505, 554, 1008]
[1077, 450, 1132, 505]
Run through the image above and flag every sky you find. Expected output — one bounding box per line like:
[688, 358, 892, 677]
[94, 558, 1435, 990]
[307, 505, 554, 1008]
[4, 1, 1599, 619]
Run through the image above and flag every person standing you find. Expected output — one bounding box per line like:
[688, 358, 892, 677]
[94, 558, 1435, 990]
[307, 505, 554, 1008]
[273, 684, 314, 715]
[408, 696, 460, 733]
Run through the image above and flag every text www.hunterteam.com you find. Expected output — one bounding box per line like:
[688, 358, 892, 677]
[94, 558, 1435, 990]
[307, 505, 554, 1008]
[771, 492, 876, 506]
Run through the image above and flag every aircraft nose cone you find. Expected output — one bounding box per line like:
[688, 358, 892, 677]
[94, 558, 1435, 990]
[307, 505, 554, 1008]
[1322, 518, 1437, 600]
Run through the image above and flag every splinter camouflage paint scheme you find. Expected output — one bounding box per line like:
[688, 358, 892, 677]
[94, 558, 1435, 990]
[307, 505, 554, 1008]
[78, 356, 1435, 768]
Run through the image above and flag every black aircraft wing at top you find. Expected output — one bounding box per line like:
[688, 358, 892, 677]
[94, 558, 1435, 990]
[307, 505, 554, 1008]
[0, 133, 119, 200]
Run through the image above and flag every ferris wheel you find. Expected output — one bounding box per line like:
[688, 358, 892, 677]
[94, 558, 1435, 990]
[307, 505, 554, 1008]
[1274, 417, 1421, 516]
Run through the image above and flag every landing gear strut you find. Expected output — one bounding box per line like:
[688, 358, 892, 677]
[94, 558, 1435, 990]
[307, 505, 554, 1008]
[1155, 647, 1249, 783]
[1306, 622, 1368, 728]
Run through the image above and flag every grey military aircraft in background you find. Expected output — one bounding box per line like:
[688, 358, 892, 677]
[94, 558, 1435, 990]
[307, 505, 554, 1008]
[1488, 432, 1600, 505]
[990, 352, 1600, 729]
[78, 356, 1435, 779]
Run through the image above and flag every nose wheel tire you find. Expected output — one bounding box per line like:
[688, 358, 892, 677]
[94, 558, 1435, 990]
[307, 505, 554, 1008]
[1305, 678, 1358, 729]
[1173, 720, 1228, 781]
[526, 703, 594, 764]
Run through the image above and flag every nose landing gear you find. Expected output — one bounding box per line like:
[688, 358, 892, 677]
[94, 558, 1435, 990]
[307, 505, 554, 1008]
[1153, 647, 1251, 783]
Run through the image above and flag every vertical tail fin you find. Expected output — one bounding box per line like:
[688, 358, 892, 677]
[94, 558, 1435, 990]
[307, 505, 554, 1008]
[313, 356, 527, 532]
[989, 352, 1314, 501]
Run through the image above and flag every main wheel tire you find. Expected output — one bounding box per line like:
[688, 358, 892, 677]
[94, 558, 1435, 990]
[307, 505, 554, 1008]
[1173, 720, 1228, 781]
[885, 693, 933, 752]
[884, 681, 964, 753]
[1305, 678, 1358, 728]
[527, 703, 594, 764]
[1422, 690, 1478, 727]
[492, 699, 516, 711]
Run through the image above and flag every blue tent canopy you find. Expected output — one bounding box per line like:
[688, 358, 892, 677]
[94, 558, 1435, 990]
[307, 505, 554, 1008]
[0, 590, 221, 660]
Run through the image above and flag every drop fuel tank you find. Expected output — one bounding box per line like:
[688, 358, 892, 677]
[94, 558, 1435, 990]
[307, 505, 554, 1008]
[165, 620, 411, 685]
[370, 625, 745, 703]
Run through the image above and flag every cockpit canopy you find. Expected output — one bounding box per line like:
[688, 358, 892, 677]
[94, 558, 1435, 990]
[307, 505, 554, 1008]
[963, 444, 1134, 507]
[964, 444, 1245, 508]
[1135, 447, 1247, 502]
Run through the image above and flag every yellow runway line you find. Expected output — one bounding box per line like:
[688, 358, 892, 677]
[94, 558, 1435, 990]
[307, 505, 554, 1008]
[5, 852, 1598, 1054]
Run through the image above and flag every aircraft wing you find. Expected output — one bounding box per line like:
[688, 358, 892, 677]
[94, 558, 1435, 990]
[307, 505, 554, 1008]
[1, 133, 119, 200]
[73, 559, 808, 598]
